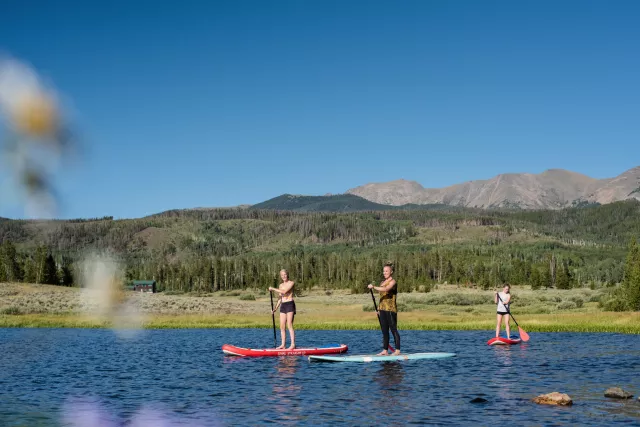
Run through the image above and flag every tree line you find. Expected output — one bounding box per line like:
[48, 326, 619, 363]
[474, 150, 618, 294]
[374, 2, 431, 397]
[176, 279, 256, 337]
[0, 239, 629, 294]
[0, 202, 638, 311]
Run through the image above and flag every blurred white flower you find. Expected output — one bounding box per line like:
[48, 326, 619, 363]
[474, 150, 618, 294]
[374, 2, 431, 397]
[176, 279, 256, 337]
[62, 398, 217, 427]
[0, 56, 59, 138]
[79, 253, 145, 340]
[0, 54, 76, 218]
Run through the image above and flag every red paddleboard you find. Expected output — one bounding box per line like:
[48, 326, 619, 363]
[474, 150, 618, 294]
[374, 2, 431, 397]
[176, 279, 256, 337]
[487, 337, 522, 346]
[222, 343, 348, 357]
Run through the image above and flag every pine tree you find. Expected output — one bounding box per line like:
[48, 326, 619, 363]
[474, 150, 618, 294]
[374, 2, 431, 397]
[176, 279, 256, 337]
[1, 241, 22, 282]
[621, 237, 640, 311]
[541, 265, 552, 289]
[60, 256, 74, 286]
[22, 256, 37, 283]
[42, 254, 58, 285]
[556, 261, 571, 289]
[34, 246, 47, 284]
[530, 268, 542, 290]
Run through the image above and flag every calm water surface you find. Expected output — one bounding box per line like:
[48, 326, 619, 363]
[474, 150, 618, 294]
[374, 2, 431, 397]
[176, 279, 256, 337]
[0, 328, 638, 426]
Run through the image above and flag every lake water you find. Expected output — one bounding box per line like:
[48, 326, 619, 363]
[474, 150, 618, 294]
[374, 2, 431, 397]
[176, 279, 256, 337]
[0, 328, 638, 426]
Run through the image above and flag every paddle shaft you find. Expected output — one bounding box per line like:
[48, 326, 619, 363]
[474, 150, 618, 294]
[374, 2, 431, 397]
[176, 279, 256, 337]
[269, 291, 277, 348]
[369, 288, 395, 352]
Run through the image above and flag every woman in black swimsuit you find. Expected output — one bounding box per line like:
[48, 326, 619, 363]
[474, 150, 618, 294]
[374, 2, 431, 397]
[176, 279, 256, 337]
[268, 269, 296, 350]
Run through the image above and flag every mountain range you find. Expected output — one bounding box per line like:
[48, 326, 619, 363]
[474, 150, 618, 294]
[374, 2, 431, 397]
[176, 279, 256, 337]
[345, 166, 640, 210]
[249, 194, 466, 213]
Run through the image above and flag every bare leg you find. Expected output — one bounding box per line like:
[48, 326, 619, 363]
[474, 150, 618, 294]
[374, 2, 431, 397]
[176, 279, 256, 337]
[276, 313, 286, 349]
[504, 314, 511, 338]
[496, 314, 502, 338]
[286, 311, 295, 350]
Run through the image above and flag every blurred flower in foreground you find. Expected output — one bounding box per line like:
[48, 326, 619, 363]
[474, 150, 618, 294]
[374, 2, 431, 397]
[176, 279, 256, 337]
[62, 397, 216, 427]
[0, 54, 75, 218]
[79, 253, 145, 340]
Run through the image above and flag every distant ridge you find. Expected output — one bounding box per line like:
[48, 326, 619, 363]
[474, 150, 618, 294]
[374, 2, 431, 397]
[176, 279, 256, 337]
[346, 166, 640, 210]
[250, 194, 398, 212]
[250, 194, 465, 213]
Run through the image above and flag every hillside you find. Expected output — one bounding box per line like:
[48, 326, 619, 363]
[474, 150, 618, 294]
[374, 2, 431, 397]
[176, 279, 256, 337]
[346, 166, 640, 209]
[250, 194, 395, 212]
[250, 193, 467, 213]
[0, 201, 639, 296]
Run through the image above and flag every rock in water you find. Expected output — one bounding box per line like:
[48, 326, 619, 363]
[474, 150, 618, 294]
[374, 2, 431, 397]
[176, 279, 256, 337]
[532, 392, 573, 406]
[604, 387, 633, 399]
[470, 397, 488, 404]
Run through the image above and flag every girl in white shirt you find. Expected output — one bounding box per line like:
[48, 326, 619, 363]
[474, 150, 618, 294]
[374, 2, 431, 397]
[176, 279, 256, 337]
[494, 283, 512, 338]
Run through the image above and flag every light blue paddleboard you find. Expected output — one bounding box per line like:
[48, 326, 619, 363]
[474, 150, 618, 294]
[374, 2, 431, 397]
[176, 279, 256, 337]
[308, 352, 456, 363]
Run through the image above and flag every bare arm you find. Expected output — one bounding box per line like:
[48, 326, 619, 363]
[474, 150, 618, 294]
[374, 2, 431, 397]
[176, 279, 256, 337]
[369, 279, 395, 292]
[269, 281, 295, 295]
[495, 292, 511, 305]
[272, 296, 282, 313]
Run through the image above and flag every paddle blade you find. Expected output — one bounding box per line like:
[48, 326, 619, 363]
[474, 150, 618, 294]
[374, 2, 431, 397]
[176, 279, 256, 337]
[518, 327, 530, 342]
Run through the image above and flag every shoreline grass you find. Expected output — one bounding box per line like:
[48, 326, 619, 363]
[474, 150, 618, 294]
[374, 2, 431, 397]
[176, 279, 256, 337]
[1, 312, 638, 334]
[1, 282, 638, 334]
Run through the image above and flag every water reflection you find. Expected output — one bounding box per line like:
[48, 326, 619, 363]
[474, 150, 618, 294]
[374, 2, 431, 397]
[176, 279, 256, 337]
[270, 357, 302, 424]
[490, 346, 519, 400]
[373, 362, 405, 416]
[375, 362, 405, 390]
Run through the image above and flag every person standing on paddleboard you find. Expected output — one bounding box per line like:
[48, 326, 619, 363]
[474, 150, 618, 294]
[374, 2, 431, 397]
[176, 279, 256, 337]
[268, 269, 296, 350]
[494, 283, 512, 339]
[368, 263, 401, 356]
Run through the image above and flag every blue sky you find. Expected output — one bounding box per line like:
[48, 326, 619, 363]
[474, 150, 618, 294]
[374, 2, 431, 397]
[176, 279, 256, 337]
[1, 0, 639, 219]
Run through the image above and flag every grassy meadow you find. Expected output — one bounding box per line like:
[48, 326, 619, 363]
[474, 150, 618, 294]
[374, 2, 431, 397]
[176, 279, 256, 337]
[1, 283, 638, 334]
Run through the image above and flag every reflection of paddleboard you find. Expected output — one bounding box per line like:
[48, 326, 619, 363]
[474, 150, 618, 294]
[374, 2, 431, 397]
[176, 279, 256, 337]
[308, 352, 456, 363]
[487, 336, 521, 346]
[222, 343, 348, 357]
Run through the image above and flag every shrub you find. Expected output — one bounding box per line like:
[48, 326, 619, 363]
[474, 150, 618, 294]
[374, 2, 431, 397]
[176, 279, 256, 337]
[569, 296, 584, 308]
[350, 285, 366, 295]
[599, 296, 629, 312]
[556, 301, 577, 310]
[588, 294, 601, 303]
[598, 287, 630, 312]
[520, 305, 552, 314]
[225, 290, 242, 297]
[239, 293, 256, 301]
[439, 309, 458, 316]
[397, 302, 411, 312]
[0, 306, 23, 315]
[512, 296, 536, 307]
[420, 293, 487, 306]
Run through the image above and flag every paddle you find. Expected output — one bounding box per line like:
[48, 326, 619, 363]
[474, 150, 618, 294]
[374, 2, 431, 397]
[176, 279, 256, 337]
[269, 291, 277, 348]
[369, 287, 395, 352]
[496, 292, 530, 342]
